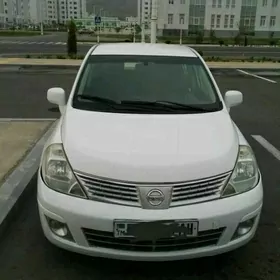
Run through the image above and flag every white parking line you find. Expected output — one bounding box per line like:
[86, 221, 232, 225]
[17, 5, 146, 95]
[237, 69, 277, 83]
[252, 135, 280, 161]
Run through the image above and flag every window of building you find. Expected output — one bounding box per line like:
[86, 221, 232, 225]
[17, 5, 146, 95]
[179, 14, 185, 24]
[211, 14, 215, 28]
[218, 0, 222, 7]
[260, 16, 266, 26]
[189, 17, 200, 25]
[169, 0, 174, 4]
[270, 16, 276, 26]
[272, 0, 278, 6]
[180, 0, 185, 4]
[231, 0, 235, 8]
[224, 15, 229, 28]
[230, 15, 234, 27]
[262, 0, 267, 6]
[226, 0, 230, 8]
[212, 0, 216, 8]
[168, 14, 173, 24]
[216, 15, 221, 28]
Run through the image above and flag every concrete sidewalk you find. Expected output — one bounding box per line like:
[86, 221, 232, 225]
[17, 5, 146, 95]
[0, 120, 56, 236]
[0, 58, 280, 69]
[0, 121, 52, 185]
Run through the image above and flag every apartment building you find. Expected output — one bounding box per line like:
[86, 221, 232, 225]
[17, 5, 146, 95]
[0, 0, 5, 26]
[138, 0, 152, 28]
[57, 0, 87, 24]
[138, 0, 280, 37]
[0, 0, 30, 25]
[0, 0, 87, 26]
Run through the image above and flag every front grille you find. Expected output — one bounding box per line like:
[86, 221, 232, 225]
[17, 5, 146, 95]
[75, 172, 231, 207]
[75, 173, 140, 207]
[170, 173, 231, 207]
[82, 227, 225, 252]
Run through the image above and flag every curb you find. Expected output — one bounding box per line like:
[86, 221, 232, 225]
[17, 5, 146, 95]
[0, 120, 57, 237]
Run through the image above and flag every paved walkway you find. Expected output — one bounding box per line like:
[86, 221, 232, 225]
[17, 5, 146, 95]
[0, 58, 280, 69]
[0, 121, 52, 185]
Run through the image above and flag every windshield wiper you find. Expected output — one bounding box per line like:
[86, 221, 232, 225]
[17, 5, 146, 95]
[75, 95, 159, 112]
[121, 100, 214, 112]
[76, 95, 118, 104]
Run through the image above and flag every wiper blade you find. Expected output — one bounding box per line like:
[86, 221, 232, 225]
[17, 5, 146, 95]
[155, 101, 214, 112]
[75, 95, 156, 112]
[76, 95, 118, 104]
[121, 100, 213, 112]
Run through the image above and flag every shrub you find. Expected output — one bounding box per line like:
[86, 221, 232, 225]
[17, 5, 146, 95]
[197, 50, 203, 56]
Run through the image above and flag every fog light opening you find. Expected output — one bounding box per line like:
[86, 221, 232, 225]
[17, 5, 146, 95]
[50, 219, 68, 237]
[46, 216, 73, 241]
[232, 217, 256, 240]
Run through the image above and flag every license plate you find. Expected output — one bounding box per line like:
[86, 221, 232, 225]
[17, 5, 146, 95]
[114, 220, 199, 240]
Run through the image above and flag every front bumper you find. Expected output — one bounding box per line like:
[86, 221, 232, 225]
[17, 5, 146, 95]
[37, 173, 263, 262]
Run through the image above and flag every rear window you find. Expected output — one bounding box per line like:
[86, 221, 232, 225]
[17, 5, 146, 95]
[72, 55, 223, 114]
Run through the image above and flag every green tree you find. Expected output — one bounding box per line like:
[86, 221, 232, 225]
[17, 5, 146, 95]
[115, 27, 121, 33]
[195, 30, 204, 44]
[67, 20, 77, 56]
[209, 29, 216, 43]
[269, 31, 276, 46]
[135, 24, 141, 35]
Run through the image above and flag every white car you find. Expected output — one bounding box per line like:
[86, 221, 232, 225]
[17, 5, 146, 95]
[38, 43, 263, 261]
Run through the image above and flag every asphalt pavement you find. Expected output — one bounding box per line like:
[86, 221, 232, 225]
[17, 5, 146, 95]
[0, 32, 67, 42]
[1, 43, 280, 57]
[1, 33, 280, 57]
[0, 68, 280, 279]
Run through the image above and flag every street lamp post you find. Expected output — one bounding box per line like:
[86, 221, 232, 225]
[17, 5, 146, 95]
[141, 0, 145, 43]
[40, 0, 44, 35]
[180, 28, 182, 45]
[97, 8, 103, 43]
[133, 22, 136, 43]
[150, 0, 157, 44]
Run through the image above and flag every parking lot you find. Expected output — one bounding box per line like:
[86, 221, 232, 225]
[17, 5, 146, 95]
[0, 67, 280, 279]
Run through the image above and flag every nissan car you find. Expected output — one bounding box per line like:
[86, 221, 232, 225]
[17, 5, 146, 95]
[37, 43, 263, 261]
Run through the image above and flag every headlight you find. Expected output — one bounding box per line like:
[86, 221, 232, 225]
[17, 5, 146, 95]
[222, 145, 259, 197]
[41, 143, 87, 198]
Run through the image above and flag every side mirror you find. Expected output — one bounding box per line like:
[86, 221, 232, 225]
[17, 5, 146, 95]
[47, 87, 66, 114]
[224, 90, 243, 110]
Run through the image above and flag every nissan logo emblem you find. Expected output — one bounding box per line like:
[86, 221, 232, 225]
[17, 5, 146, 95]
[146, 189, 165, 206]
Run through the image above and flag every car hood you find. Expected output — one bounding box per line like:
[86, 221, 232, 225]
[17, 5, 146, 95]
[62, 108, 239, 182]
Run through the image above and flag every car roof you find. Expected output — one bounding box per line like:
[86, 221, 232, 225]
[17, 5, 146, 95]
[91, 43, 198, 58]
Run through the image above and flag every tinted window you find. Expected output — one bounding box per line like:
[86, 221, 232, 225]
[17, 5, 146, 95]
[72, 55, 223, 114]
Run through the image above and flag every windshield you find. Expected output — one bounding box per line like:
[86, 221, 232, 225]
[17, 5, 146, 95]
[72, 55, 223, 114]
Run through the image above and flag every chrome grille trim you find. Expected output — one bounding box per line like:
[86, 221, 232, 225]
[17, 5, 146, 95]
[75, 171, 231, 207]
[170, 172, 231, 207]
[75, 173, 140, 207]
